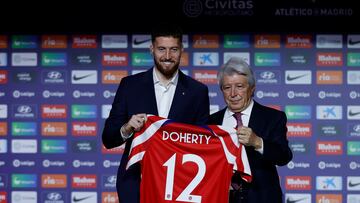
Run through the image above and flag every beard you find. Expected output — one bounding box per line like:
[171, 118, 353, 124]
[154, 58, 180, 78]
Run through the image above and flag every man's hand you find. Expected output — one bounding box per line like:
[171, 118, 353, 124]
[122, 113, 147, 135]
[237, 126, 262, 149]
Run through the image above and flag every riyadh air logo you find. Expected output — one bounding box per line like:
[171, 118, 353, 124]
[285, 105, 311, 120]
[285, 193, 311, 203]
[254, 53, 280, 66]
[285, 71, 311, 84]
[347, 53, 360, 66]
[348, 141, 360, 155]
[12, 122, 37, 136]
[132, 52, 153, 66]
[71, 70, 97, 84]
[348, 35, 360, 48]
[348, 176, 360, 190]
[41, 140, 67, 153]
[348, 106, 360, 120]
[316, 176, 342, 190]
[12, 35, 37, 48]
[224, 35, 250, 48]
[12, 174, 37, 188]
[316, 105, 342, 120]
[41, 53, 67, 66]
[193, 52, 219, 66]
[132, 35, 151, 48]
[71, 105, 97, 119]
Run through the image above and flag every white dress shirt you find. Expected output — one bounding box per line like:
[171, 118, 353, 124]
[120, 68, 178, 139]
[153, 68, 178, 118]
[222, 100, 264, 154]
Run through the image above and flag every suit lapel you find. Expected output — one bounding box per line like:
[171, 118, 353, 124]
[168, 71, 187, 119]
[142, 68, 158, 115]
[248, 101, 261, 129]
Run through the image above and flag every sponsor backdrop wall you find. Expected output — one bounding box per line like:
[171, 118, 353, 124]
[0, 33, 359, 203]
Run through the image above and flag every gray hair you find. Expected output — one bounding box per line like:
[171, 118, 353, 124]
[218, 57, 255, 88]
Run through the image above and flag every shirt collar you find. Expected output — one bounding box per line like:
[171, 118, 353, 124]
[225, 99, 254, 118]
[153, 67, 179, 86]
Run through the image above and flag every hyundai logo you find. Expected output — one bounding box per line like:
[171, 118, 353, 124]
[47, 71, 62, 79]
[17, 105, 32, 113]
[107, 175, 117, 184]
[260, 71, 275, 79]
[353, 124, 360, 133]
[47, 192, 62, 200]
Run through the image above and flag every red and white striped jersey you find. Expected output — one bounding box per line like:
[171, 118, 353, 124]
[127, 115, 252, 203]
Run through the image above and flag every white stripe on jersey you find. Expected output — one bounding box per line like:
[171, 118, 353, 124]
[129, 118, 168, 156]
[126, 151, 145, 169]
[218, 125, 239, 147]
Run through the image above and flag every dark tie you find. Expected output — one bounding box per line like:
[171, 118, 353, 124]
[233, 112, 243, 128]
[230, 112, 243, 202]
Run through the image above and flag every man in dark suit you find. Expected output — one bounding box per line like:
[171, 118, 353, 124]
[101, 23, 209, 203]
[208, 57, 293, 203]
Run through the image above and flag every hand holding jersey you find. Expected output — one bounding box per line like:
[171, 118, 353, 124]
[120, 113, 147, 138]
[126, 115, 252, 203]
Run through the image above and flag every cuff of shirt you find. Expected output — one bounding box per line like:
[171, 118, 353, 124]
[255, 138, 264, 154]
[120, 124, 133, 140]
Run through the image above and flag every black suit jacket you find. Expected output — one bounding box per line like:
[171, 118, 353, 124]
[208, 101, 292, 203]
[102, 68, 209, 203]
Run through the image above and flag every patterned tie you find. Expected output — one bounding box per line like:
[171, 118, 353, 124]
[233, 112, 243, 128]
[232, 112, 243, 191]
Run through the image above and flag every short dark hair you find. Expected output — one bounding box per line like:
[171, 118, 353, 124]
[151, 23, 183, 43]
